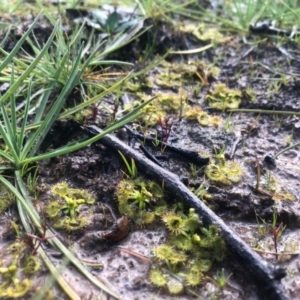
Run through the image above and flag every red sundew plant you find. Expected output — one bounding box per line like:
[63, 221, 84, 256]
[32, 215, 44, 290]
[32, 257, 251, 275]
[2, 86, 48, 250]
[157, 116, 173, 143]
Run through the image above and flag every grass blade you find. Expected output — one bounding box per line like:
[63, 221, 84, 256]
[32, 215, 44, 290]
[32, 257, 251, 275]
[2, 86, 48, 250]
[23, 96, 156, 164]
[0, 105, 19, 163]
[0, 19, 58, 105]
[18, 82, 32, 154]
[0, 12, 42, 73]
[21, 46, 83, 159]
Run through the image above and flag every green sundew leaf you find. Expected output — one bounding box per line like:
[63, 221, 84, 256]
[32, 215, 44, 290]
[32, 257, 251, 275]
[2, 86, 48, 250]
[0, 12, 42, 74]
[149, 269, 167, 287]
[186, 266, 203, 286]
[167, 278, 184, 295]
[0, 19, 58, 105]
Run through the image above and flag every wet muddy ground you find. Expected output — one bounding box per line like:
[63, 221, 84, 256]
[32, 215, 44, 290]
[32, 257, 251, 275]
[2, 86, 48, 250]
[1, 2, 300, 300]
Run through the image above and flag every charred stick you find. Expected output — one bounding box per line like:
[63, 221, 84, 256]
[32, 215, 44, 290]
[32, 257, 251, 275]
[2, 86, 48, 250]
[85, 125, 288, 300]
[229, 136, 242, 159]
[124, 125, 209, 166]
[276, 45, 300, 63]
[249, 22, 300, 37]
[139, 145, 164, 167]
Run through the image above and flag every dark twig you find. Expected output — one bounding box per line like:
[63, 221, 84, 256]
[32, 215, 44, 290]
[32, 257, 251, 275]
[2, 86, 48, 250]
[249, 22, 300, 37]
[229, 136, 242, 159]
[139, 145, 163, 167]
[276, 45, 300, 63]
[124, 125, 209, 166]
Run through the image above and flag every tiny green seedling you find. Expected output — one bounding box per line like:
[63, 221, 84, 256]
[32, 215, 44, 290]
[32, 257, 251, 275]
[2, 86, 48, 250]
[116, 178, 165, 225]
[223, 113, 235, 132]
[214, 145, 226, 167]
[191, 180, 212, 201]
[152, 131, 160, 147]
[118, 150, 137, 178]
[255, 213, 269, 238]
[190, 163, 198, 177]
[24, 166, 39, 200]
[215, 268, 232, 290]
